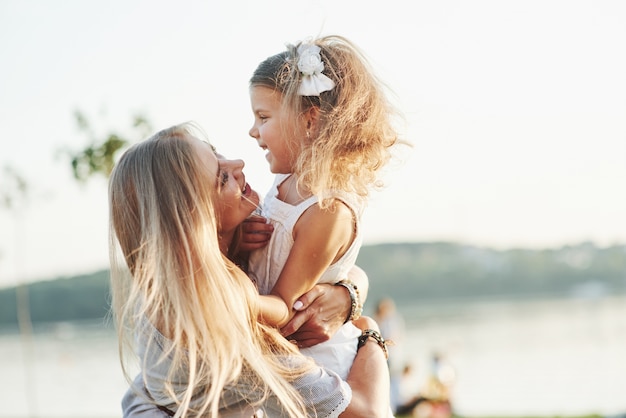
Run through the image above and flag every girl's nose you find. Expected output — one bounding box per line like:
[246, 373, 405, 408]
[249, 124, 258, 139]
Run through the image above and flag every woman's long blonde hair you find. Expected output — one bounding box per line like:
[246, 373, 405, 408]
[109, 123, 311, 417]
[250, 35, 405, 206]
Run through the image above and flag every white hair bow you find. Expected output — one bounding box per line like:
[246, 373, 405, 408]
[296, 44, 335, 96]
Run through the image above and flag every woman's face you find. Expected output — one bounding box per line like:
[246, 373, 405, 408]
[191, 138, 260, 233]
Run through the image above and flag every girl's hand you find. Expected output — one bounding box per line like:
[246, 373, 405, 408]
[240, 215, 273, 252]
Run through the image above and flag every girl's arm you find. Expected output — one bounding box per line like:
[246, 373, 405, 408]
[257, 294, 293, 326]
[258, 200, 355, 327]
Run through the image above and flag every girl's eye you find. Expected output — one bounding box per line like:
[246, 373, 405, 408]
[220, 171, 228, 187]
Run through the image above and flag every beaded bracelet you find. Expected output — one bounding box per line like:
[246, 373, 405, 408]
[334, 279, 362, 323]
[357, 329, 389, 359]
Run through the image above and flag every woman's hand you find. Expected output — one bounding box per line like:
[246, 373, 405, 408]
[280, 283, 349, 348]
[239, 215, 273, 252]
[281, 265, 369, 348]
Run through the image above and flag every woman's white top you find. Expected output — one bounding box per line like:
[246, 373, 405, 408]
[122, 316, 352, 418]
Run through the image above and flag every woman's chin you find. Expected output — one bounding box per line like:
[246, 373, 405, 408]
[247, 189, 260, 209]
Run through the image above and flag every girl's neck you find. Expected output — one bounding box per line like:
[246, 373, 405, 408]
[277, 174, 312, 205]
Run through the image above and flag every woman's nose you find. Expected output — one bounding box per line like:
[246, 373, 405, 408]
[222, 158, 245, 172]
[232, 159, 245, 170]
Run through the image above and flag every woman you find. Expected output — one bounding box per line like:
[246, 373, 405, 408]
[110, 122, 390, 417]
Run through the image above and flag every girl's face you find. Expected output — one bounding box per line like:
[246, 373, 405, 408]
[248, 85, 304, 174]
[192, 138, 259, 233]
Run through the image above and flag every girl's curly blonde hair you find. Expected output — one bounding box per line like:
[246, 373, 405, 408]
[250, 35, 405, 207]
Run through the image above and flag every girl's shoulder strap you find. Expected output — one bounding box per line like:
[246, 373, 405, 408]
[273, 173, 291, 188]
[266, 173, 291, 199]
[328, 190, 366, 217]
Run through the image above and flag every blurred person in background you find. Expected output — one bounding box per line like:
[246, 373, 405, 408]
[375, 297, 406, 413]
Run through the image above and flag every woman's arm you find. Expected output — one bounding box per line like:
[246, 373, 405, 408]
[121, 375, 171, 418]
[281, 265, 368, 348]
[340, 316, 390, 417]
[272, 315, 389, 418]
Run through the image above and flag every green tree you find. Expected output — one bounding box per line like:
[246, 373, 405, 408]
[64, 110, 153, 182]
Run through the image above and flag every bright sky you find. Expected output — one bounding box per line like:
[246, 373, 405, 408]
[1, 0, 625, 287]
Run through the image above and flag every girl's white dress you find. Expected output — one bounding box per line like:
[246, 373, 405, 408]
[248, 174, 364, 380]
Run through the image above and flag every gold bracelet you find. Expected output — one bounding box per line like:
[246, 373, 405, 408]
[357, 329, 388, 359]
[334, 279, 362, 323]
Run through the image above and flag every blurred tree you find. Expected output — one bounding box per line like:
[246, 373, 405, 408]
[0, 166, 31, 329]
[0, 165, 29, 273]
[0, 164, 37, 414]
[64, 110, 153, 182]
[0, 165, 28, 210]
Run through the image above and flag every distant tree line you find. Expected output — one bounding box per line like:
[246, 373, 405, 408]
[359, 241, 626, 309]
[0, 241, 624, 327]
[0, 270, 110, 327]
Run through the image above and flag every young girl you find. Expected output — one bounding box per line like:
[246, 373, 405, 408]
[246, 35, 401, 381]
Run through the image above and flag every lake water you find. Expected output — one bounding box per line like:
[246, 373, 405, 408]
[1, 295, 625, 417]
[396, 294, 626, 417]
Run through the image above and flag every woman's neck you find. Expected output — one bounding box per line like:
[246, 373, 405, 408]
[218, 230, 234, 255]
